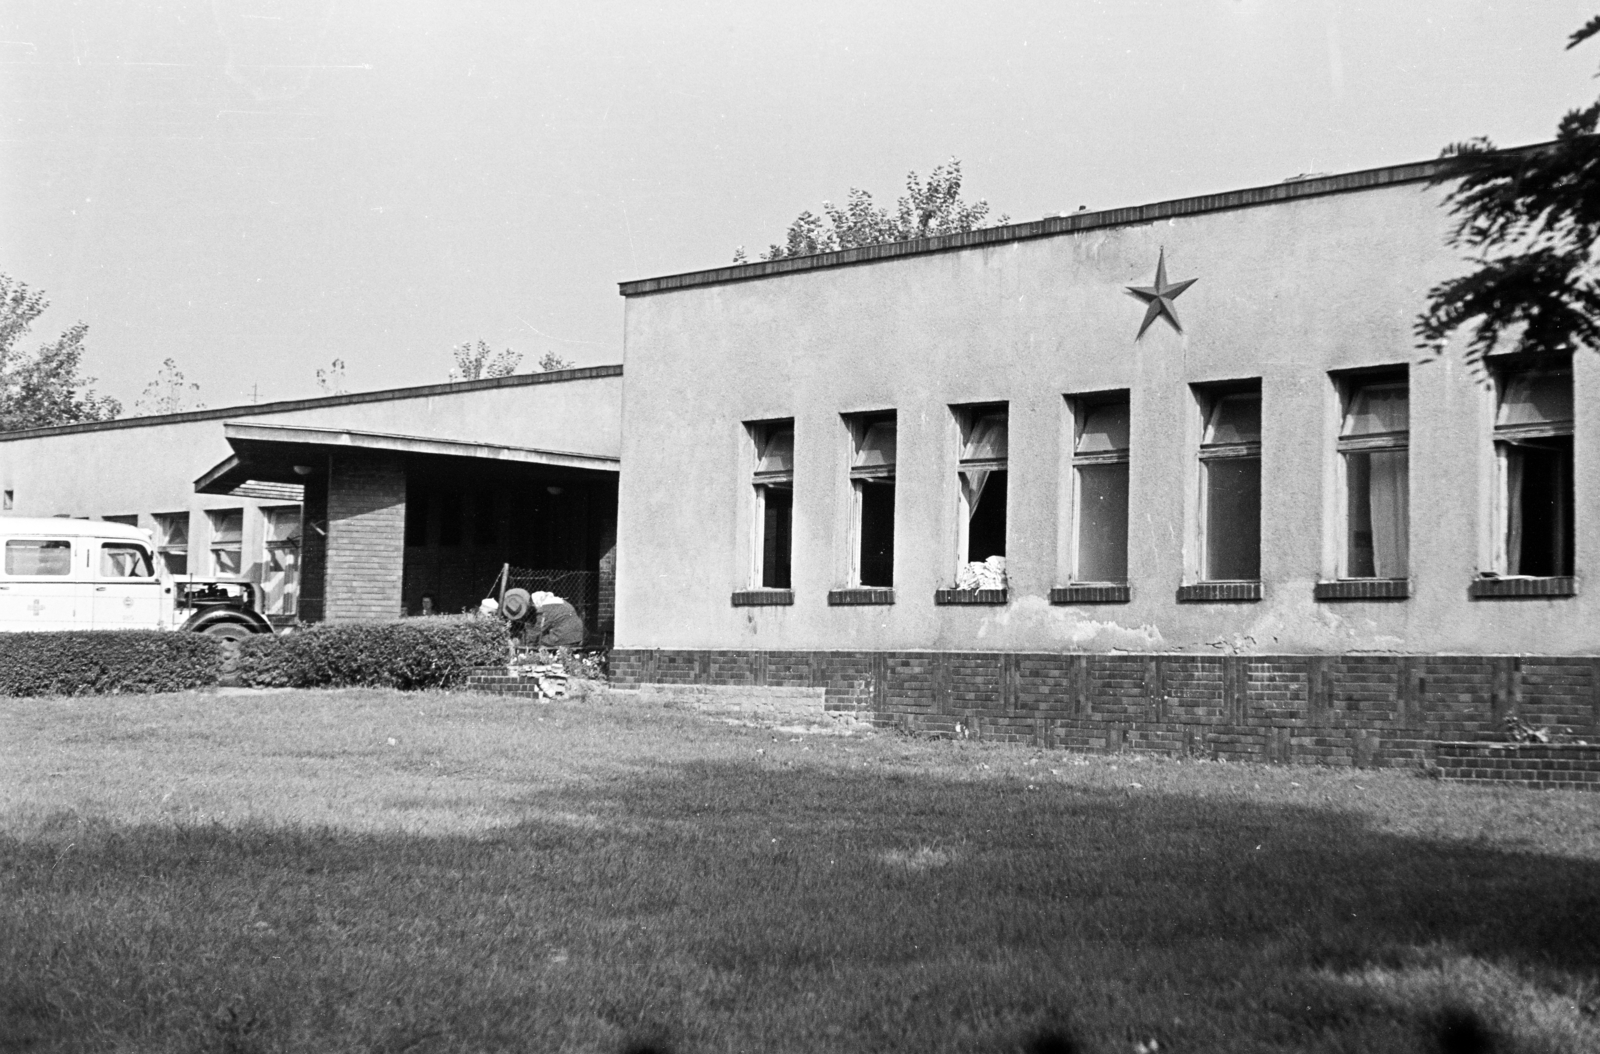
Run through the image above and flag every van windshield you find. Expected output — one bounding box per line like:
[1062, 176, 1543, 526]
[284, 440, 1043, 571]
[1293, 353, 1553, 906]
[100, 543, 155, 579]
[6, 539, 72, 576]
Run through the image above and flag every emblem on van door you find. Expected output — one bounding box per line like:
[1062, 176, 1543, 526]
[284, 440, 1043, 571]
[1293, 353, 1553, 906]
[28, 600, 44, 616]
[1127, 248, 1197, 339]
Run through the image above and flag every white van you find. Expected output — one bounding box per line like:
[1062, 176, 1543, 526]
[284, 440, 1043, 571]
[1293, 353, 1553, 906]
[0, 517, 272, 639]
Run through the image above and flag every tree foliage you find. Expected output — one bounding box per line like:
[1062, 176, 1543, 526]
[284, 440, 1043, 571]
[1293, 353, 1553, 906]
[316, 357, 348, 395]
[736, 158, 1009, 263]
[1416, 15, 1600, 372]
[134, 358, 204, 416]
[451, 340, 521, 381]
[538, 351, 574, 372]
[0, 275, 120, 431]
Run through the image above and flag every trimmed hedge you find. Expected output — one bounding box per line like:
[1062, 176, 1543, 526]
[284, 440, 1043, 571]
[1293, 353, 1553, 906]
[236, 616, 509, 690]
[0, 631, 221, 697]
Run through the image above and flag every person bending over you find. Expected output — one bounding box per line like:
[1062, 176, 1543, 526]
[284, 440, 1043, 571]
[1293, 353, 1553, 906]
[529, 590, 585, 648]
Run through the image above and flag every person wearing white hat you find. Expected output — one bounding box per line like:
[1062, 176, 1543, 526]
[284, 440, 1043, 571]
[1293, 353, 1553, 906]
[529, 591, 585, 647]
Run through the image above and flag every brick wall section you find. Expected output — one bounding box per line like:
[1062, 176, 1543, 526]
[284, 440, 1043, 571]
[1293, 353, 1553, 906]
[608, 648, 1600, 772]
[324, 454, 406, 621]
[297, 470, 329, 622]
[597, 542, 616, 637]
[1435, 742, 1600, 791]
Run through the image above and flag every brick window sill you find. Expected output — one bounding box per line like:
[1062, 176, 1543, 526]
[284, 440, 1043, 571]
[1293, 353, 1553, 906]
[1176, 581, 1261, 603]
[730, 589, 794, 607]
[1050, 583, 1130, 604]
[1468, 576, 1578, 599]
[828, 588, 894, 606]
[934, 588, 1008, 605]
[1314, 578, 1409, 601]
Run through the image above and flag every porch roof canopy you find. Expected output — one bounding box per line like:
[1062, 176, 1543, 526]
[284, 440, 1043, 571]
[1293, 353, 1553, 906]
[195, 422, 620, 496]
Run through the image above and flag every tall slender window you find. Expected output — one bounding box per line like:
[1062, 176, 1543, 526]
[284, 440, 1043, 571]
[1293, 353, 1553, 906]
[1072, 394, 1130, 582]
[956, 404, 1008, 587]
[152, 513, 189, 575]
[751, 421, 794, 589]
[1198, 385, 1261, 581]
[1338, 375, 1409, 579]
[261, 506, 302, 616]
[848, 413, 896, 587]
[206, 508, 243, 576]
[1494, 362, 1573, 577]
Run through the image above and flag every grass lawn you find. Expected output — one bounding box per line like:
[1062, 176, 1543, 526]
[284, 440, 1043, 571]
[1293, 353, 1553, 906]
[3, 689, 1599, 1054]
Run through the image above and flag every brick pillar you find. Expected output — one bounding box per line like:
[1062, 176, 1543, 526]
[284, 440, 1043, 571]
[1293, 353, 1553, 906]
[324, 454, 406, 621]
[598, 546, 616, 630]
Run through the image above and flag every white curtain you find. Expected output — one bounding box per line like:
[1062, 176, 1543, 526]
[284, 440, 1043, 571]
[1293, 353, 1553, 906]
[1367, 451, 1409, 577]
[960, 414, 1007, 520]
[960, 469, 989, 520]
[1504, 447, 1525, 575]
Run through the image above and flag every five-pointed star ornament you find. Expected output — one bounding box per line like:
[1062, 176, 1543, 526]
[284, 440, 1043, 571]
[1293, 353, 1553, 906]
[1126, 248, 1198, 339]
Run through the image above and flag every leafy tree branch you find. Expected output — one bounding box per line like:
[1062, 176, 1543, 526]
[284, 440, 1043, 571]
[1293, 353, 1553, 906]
[451, 341, 522, 381]
[735, 158, 1009, 263]
[0, 275, 120, 431]
[1416, 15, 1600, 372]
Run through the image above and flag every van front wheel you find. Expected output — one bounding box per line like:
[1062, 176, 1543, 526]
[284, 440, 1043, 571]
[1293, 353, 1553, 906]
[201, 621, 253, 643]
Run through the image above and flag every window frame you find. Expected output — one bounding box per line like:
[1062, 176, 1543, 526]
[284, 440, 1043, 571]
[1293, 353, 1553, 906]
[1195, 382, 1263, 585]
[748, 419, 795, 592]
[152, 512, 190, 577]
[97, 541, 157, 580]
[845, 411, 896, 589]
[1334, 369, 1410, 582]
[3, 538, 74, 578]
[260, 505, 302, 616]
[206, 508, 245, 578]
[952, 401, 1009, 586]
[1490, 357, 1574, 580]
[1069, 391, 1131, 585]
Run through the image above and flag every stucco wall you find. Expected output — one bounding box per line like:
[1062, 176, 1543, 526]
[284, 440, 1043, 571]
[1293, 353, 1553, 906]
[616, 177, 1600, 655]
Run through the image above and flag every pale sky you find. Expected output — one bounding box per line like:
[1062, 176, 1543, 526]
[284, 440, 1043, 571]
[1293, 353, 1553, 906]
[2, 1, 1596, 411]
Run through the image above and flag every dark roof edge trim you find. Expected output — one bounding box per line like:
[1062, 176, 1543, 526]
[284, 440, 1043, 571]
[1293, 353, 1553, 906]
[0, 363, 625, 443]
[617, 146, 1546, 298]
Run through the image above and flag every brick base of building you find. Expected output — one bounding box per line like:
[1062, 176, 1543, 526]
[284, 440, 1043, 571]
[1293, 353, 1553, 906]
[1434, 741, 1600, 790]
[605, 648, 1600, 771]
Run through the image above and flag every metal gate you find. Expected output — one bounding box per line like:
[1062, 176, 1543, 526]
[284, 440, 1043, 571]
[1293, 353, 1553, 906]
[499, 567, 600, 642]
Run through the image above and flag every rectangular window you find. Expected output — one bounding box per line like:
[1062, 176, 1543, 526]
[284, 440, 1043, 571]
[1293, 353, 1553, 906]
[206, 508, 244, 576]
[955, 404, 1008, 588]
[750, 420, 794, 589]
[5, 539, 71, 576]
[1197, 384, 1262, 581]
[2, 490, 11, 511]
[1338, 373, 1409, 578]
[1072, 393, 1130, 582]
[1494, 361, 1574, 577]
[152, 512, 189, 576]
[261, 505, 302, 615]
[99, 542, 155, 579]
[847, 412, 896, 587]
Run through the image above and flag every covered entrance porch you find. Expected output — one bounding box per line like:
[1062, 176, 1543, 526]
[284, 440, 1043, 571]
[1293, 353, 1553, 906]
[196, 423, 619, 639]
